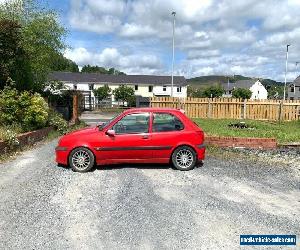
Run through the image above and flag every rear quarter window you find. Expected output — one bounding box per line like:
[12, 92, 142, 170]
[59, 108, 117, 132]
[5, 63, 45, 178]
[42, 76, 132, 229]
[153, 113, 184, 132]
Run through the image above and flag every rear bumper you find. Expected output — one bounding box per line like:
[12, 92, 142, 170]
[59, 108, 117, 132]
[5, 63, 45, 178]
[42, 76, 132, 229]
[196, 144, 206, 160]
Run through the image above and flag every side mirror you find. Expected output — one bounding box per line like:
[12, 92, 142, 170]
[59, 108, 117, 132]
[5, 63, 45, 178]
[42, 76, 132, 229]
[106, 129, 115, 137]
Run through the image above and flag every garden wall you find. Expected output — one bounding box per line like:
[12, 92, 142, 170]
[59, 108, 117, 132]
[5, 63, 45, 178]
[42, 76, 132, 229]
[205, 135, 277, 149]
[0, 127, 53, 153]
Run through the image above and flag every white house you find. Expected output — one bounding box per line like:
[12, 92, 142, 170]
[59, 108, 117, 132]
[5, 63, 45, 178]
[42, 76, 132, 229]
[249, 80, 268, 100]
[223, 79, 268, 100]
[49, 72, 187, 108]
[287, 76, 300, 100]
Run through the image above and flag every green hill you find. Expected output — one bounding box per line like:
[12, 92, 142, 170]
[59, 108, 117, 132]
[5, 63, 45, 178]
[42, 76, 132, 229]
[187, 75, 284, 88]
[187, 75, 285, 99]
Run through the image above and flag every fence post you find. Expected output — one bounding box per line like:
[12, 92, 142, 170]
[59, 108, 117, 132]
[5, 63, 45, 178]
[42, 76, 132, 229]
[278, 100, 283, 121]
[207, 98, 212, 118]
[243, 99, 247, 119]
[71, 93, 80, 124]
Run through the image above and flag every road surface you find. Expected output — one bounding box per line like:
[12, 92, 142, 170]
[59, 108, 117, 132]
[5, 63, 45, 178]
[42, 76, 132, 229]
[0, 139, 299, 249]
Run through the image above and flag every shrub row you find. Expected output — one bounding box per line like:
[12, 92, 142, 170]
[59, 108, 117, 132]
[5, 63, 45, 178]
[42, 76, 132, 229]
[0, 85, 68, 147]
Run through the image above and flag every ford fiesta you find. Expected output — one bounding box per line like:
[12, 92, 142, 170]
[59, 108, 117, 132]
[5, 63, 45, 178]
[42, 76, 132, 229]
[55, 108, 205, 172]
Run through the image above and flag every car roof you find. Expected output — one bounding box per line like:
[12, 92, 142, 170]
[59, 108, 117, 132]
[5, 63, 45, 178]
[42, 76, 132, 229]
[123, 107, 182, 114]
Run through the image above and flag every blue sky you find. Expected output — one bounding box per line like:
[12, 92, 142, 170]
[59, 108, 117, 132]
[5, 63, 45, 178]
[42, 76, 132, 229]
[39, 0, 300, 80]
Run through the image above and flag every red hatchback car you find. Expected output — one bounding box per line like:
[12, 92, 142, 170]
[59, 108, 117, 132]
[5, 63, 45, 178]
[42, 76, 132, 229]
[55, 108, 205, 172]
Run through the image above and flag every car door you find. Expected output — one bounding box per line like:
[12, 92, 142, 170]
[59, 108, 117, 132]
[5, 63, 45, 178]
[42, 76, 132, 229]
[96, 112, 153, 163]
[150, 112, 185, 160]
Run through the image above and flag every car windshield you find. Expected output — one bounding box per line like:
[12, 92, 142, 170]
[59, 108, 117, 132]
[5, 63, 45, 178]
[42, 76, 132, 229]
[98, 113, 121, 130]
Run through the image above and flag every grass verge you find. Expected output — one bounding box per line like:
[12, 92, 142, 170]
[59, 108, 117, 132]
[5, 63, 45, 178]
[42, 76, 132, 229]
[193, 118, 300, 144]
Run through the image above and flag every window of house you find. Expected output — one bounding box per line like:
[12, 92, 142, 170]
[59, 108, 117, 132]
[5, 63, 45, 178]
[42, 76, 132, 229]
[149, 86, 153, 92]
[177, 86, 182, 92]
[112, 113, 150, 134]
[74, 84, 77, 90]
[291, 86, 295, 92]
[163, 86, 167, 91]
[135, 85, 138, 91]
[290, 97, 294, 100]
[89, 84, 94, 90]
[152, 113, 184, 132]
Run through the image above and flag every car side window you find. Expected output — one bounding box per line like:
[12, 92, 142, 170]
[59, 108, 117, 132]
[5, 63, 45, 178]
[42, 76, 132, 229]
[112, 113, 150, 134]
[153, 113, 184, 132]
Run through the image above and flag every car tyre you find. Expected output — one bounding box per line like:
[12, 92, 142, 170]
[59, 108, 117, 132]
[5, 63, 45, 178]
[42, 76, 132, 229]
[69, 147, 95, 173]
[172, 146, 197, 171]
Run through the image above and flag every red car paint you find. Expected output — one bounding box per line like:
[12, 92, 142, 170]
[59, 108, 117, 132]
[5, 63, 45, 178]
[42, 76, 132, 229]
[55, 108, 205, 166]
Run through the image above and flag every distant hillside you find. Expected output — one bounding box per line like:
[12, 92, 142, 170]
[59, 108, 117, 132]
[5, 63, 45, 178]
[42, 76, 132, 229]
[187, 75, 284, 89]
[260, 78, 284, 87]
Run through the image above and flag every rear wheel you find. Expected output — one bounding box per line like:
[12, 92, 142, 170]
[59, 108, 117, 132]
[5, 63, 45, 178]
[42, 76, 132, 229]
[69, 147, 95, 173]
[172, 146, 197, 171]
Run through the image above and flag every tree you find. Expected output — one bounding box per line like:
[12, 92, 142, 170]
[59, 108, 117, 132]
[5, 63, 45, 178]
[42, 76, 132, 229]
[267, 85, 284, 99]
[81, 65, 126, 75]
[93, 85, 111, 101]
[113, 85, 135, 105]
[49, 53, 79, 73]
[82, 65, 108, 74]
[0, 19, 33, 90]
[187, 86, 204, 98]
[203, 85, 224, 98]
[232, 88, 252, 99]
[0, 0, 66, 92]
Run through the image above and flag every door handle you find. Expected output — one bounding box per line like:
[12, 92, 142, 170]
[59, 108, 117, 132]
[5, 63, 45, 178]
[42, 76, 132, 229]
[142, 135, 149, 139]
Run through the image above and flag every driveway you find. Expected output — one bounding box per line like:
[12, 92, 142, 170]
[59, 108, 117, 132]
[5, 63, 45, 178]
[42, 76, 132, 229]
[0, 139, 299, 249]
[80, 111, 119, 126]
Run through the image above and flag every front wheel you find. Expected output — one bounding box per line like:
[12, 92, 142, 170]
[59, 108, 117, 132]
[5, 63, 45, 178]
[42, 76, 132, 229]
[69, 147, 95, 173]
[172, 146, 197, 171]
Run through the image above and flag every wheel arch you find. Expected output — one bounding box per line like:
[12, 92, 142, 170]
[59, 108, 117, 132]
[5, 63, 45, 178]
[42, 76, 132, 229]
[67, 145, 97, 166]
[170, 144, 198, 162]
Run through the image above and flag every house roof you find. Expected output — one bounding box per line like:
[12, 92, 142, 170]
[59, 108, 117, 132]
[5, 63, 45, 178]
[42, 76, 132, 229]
[234, 80, 257, 89]
[49, 72, 187, 86]
[220, 79, 257, 90]
[290, 76, 300, 87]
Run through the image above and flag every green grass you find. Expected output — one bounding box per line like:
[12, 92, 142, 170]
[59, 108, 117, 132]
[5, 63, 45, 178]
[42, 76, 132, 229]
[193, 118, 300, 144]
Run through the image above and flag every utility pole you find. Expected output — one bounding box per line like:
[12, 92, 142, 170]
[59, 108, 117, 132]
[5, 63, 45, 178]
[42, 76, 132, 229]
[171, 11, 176, 98]
[283, 44, 290, 101]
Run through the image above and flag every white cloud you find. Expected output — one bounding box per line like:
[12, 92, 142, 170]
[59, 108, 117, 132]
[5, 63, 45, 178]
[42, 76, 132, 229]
[69, 0, 125, 33]
[64, 47, 164, 75]
[120, 23, 156, 38]
[67, 0, 300, 81]
[64, 47, 93, 66]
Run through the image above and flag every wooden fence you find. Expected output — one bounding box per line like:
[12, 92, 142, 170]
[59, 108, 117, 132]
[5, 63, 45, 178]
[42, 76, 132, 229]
[150, 97, 300, 121]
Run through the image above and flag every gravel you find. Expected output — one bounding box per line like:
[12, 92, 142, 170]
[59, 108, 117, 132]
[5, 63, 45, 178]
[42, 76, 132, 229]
[0, 139, 299, 250]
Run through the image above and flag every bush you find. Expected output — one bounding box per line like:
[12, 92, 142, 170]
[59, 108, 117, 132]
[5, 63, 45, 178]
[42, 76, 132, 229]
[232, 88, 252, 99]
[21, 92, 49, 131]
[113, 85, 135, 105]
[127, 96, 136, 107]
[93, 84, 111, 101]
[0, 86, 49, 131]
[0, 124, 22, 148]
[203, 85, 224, 98]
[48, 110, 68, 134]
[0, 86, 20, 124]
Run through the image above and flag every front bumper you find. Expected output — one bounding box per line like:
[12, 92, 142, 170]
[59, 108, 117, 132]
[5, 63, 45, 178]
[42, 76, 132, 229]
[55, 147, 69, 165]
